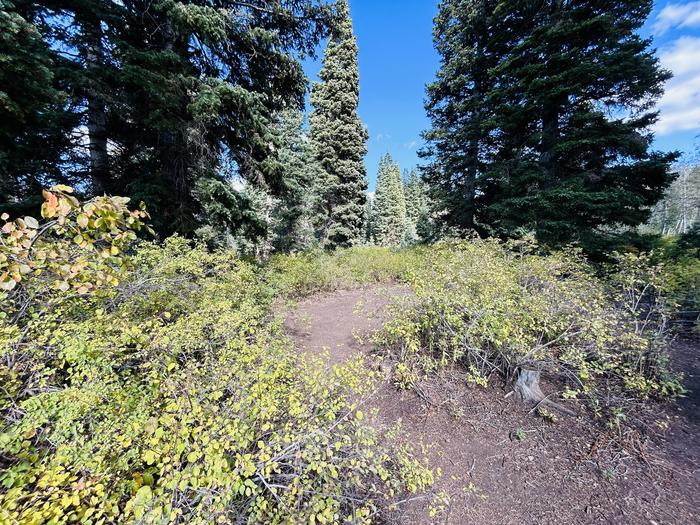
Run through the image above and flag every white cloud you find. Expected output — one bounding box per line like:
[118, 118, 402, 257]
[653, 1, 700, 34]
[653, 36, 700, 135]
[659, 35, 700, 77]
[404, 140, 417, 150]
[376, 133, 392, 142]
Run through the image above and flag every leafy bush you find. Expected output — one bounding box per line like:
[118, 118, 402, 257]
[656, 232, 700, 332]
[267, 246, 427, 298]
[377, 239, 683, 414]
[0, 196, 433, 523]
[1, 185, 150, 321]
[663, 256, 700, 331]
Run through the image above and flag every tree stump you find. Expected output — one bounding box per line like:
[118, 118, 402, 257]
[513, 368, 576, 416]
[514, 369, 545, 403]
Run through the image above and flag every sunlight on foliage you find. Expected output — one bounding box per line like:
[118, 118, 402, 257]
[0, 185, 150, 321]
[374, 239, 684, 415]
[1, 189, 689, 523]
[267, 246, 426, 298]
[0, 197, 433, 524]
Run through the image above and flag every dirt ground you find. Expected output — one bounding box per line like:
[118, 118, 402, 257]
[282, 286, 700, 525]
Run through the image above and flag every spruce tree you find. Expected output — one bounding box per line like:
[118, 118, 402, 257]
[0, 1, 77, 215]
[309, 0, 368, 249]
[272, 110, 316, 253]
[425, 0, 678, 250]
[403, 168, 431, 244]
[373, 154, 407, 247]
[364, 193, 375, 244]
[647, 164, 700, 236]
[1, 0, 335, 239]
[422, 0, 502, 233]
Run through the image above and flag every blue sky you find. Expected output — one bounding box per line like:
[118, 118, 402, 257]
[304, 1, 700, 191]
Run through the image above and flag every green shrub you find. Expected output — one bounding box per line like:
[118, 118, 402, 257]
[657, 234, 700, 331]
[664, 256, 700, 331]
[267, 245, 426, 298]
[0, 201, 434, 523]
[376, 239, 683, 413]
[0, 185, 150, 324]
[605, 230, 700, 332]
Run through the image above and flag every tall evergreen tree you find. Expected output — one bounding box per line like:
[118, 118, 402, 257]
[422, 0, 502, 233]
[404, 168, 431, 244]
[373, 154, 407, 247]
[271, 110, 317, 253]
[424, 0, 678, 250]
[364, 192, 375, 244]
[309, 0, 368, 249]
[1, 0, 336, 239]
[0, 0, 78, 215]
[646, 164, 700, 236]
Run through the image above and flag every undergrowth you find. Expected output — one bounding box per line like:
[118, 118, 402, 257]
[374, 239, 684, 422]
[267, 246, 427, 298]
[0, 195, 434, 524]
[0, 188, 689, 524]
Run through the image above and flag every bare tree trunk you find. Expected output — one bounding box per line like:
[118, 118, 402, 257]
[262, 194, 274, 260]
[680, 168, 689, 234]
[79, 15, 110, 194]
[462, 139, 478, 230]
[86, 98, 109, 194]
[514, 369, 545, 403]
[461, 30, 487, 232]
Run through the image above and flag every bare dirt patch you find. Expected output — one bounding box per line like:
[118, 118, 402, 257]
[282, 285, 410, 367]
[283, 287, 700, 524]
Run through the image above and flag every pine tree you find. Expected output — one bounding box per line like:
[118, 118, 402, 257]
[647, 164, 700, 236]
[196, 105, 323, 256]
[425, 0, 678, 251]
[0, 0, 77, 215]
[486, 0, 677, 250]
[309, 0, 368, 249]
[422, 0, 502, 234]
[272, 110, 317, 253]
[403, 168, 432, 244]
[373, 154, 407, 247]
[1, 0, 335, 239]
[364, 193, 375, 244]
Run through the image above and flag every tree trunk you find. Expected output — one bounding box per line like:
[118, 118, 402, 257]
[158, 15, 191, 235]
[462, 138, 478, 231]
[540, 102, 560, 186]
[79, 15, 110, 194]
[461, 34, 487, 233]
[514, 369, 545, 403]
[539, 1, 564, 189]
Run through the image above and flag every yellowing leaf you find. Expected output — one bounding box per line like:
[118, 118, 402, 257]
[0, 277, 17, 291]
[133, 486, 152, 519]
[143, 450, 157, 465]
[23, 216, 39, 229]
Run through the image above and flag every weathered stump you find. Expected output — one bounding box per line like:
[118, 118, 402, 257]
[514, 369, 545, 403]
[513, 368, 576, 416]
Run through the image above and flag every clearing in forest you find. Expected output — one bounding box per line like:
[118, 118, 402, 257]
[284, 285, 700, 525]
